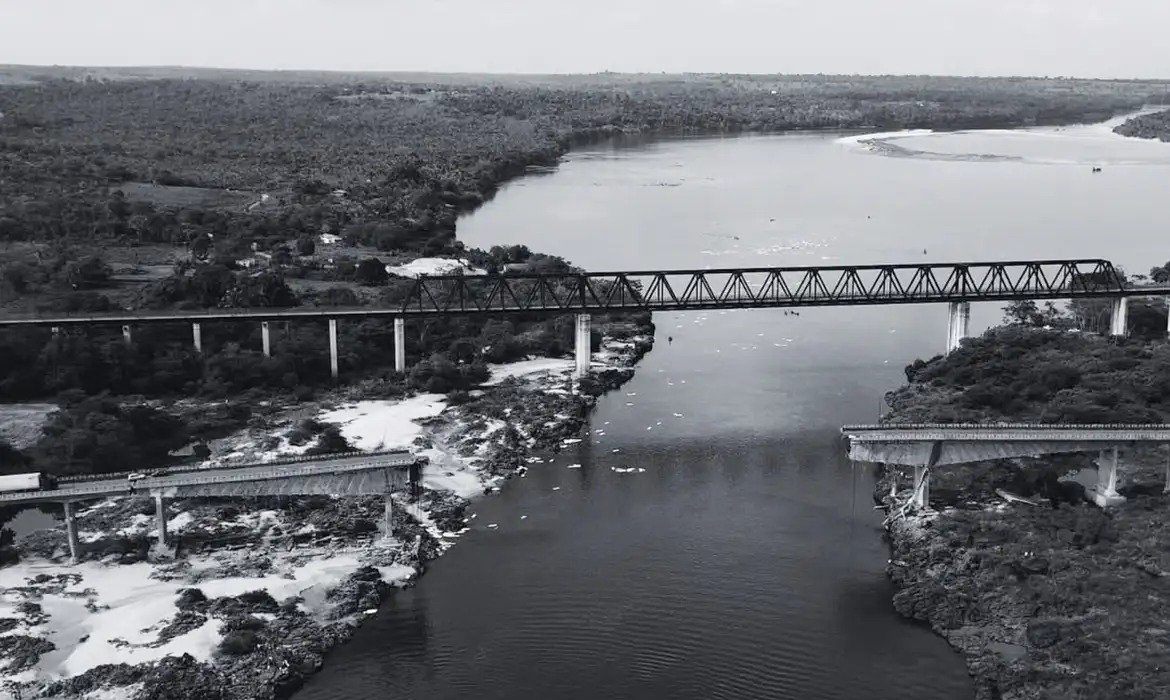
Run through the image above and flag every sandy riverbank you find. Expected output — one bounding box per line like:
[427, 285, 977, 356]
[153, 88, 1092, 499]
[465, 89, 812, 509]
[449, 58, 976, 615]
[0, 328, 652, 699]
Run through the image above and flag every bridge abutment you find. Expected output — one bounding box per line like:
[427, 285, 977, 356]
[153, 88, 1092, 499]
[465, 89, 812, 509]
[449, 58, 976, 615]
[394, 318, 406, 373]
[192, 322, 202, 353]
[946, 302, 970, 354]
[1110, 297, 1128, 337]
[574, 313, 591, 378]
[329, 319, 339, 379]
[261, 321, 271, 357]
[63, 501, 80, 564]
[1093, 447, 1126, 507]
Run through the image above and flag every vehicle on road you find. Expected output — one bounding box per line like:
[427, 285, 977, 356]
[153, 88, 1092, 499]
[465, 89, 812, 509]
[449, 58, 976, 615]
[0, 472, 58, 493]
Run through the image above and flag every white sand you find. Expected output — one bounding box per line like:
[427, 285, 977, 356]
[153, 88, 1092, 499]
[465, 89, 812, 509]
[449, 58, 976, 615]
[0, 551, 415, 685]
[317, 396, 447, 452]
[385, 258, 483, 278]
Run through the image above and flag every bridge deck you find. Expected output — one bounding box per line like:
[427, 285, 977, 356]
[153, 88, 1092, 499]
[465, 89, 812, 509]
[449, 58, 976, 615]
[841, 424, 1170, 467]
[1, 259, 1166, 327]
[0, 451, 421, 505]
[842, 423, 1170, 442]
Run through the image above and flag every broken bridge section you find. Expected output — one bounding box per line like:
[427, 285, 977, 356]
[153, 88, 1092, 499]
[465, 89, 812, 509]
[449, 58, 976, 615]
[0, 451, 424, 563]
[841, 423, 1170, 509]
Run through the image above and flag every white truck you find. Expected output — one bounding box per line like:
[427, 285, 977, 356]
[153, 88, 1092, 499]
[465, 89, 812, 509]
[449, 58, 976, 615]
[0, 473, 57, 493]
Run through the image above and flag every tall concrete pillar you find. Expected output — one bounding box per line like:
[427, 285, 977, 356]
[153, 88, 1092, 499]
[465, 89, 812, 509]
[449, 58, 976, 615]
[945, 302, 970, 354]
[574, 313, 591, 378]
[63, 501, 80, 564]
[329, 318, 339, 379]
[192, 322, 203, 353]
[261, 321, 271, 357]
[1163, 448, 1170, 495]
[912, 465, 931, 510]
[1165, 297, 1170, 339]
[1110, 297, 1128, 337]
[122, 325, 132, 346]
[383, 493, 395, 540]
[1093, 447, 1126, 507]
[154, 492, 168, 548]
[394, 318, 406, 373]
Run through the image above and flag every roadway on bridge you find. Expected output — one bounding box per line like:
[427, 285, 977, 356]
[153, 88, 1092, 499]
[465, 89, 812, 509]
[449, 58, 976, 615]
[0, 451, 420, 505]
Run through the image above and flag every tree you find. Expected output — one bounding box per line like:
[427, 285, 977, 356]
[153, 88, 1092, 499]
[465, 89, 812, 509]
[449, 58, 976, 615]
[354, 258, 388, 286]
[64, 256, 112, 290]
[295, 236, 316, 256]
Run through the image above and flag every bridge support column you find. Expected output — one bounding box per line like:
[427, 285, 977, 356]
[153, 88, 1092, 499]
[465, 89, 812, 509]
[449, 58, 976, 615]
[1093, 447, 1126, 507]
[1110, 297, 1128, 337]
[329, 318, 339, 380]
[154, 492, 168, 548]
[1165, 298, 1170, 339]
[192, 322, 202, 353]
[261, 321, 271, 357]
[383, 494, 395, 540]
[394, 318, 406, 373]
[122, 324, 132, 346]
[946, 302, 970, 354]
[574, 313, 591, 379]
[912, 465, 931, 510]
[63, 501, 80, 564]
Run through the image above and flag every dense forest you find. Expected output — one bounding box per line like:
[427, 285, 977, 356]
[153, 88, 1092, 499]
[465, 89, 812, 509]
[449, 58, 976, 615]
[1, 69, 1169, 475]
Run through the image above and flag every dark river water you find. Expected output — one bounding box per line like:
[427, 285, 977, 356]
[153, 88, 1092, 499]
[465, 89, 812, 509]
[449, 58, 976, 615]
[298, 116, 1170, 699]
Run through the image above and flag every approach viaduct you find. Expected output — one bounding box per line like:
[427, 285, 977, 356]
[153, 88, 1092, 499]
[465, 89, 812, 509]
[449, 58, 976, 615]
[841, 423, 1170, 510]
[1, 259, 1167, 379]
[0, 451, 423, 563]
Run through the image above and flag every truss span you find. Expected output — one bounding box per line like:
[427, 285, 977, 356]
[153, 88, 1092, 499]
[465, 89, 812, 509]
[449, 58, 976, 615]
[0, 259, 1159, 327]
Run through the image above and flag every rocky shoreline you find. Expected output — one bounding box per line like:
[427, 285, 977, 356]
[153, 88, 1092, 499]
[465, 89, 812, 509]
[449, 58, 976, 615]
[0, 321, 653, 699]
[876, 330, 1170, 700]
[1113, 107, 1170, 142]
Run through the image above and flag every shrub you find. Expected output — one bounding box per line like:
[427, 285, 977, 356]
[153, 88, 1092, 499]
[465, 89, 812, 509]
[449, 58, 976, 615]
[217, 629, 259, 656]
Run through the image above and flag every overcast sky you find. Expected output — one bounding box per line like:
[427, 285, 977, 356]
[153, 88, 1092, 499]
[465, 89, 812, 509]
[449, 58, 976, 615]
[3, 0, 1168, 79]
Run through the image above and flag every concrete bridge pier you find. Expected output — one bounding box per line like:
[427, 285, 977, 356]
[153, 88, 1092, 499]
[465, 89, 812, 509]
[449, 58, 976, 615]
[122, 324, 132, 346]
[1165, 298, 1170, 338]
[63, 501, 80, 564]
[1093, 447, 1126, 507]
[1110, 297, 1128, 337]
[574, 313, 591, 378]
[911, 466, 931, 510]
[383, 493, 394, 540]
[192, 322, 202, 353]
[394, 318, 406, 373]
[261, 321, 271, 357]
[154, 492, 168, 548]
[945, 302, 970, 354]
[329, 319, 340, 379]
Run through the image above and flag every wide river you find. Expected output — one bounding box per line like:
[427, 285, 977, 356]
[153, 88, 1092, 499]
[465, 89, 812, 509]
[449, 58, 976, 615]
[299, 115, 1170, 699]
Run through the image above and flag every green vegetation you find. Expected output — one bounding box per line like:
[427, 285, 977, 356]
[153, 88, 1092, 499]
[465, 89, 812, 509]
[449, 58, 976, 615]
[0, 70, 1165, 482]
[884, 305, 1170, 700]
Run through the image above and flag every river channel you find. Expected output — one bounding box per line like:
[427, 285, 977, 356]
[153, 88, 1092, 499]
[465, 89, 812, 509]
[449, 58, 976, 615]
[298, 116, 1170, 699]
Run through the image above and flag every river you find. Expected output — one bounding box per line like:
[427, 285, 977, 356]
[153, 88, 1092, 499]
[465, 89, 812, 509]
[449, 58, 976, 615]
[298, 115, 1170, 699]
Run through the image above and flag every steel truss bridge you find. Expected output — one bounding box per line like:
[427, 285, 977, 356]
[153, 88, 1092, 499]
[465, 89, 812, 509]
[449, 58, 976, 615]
[0, 259, 1164, 327]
